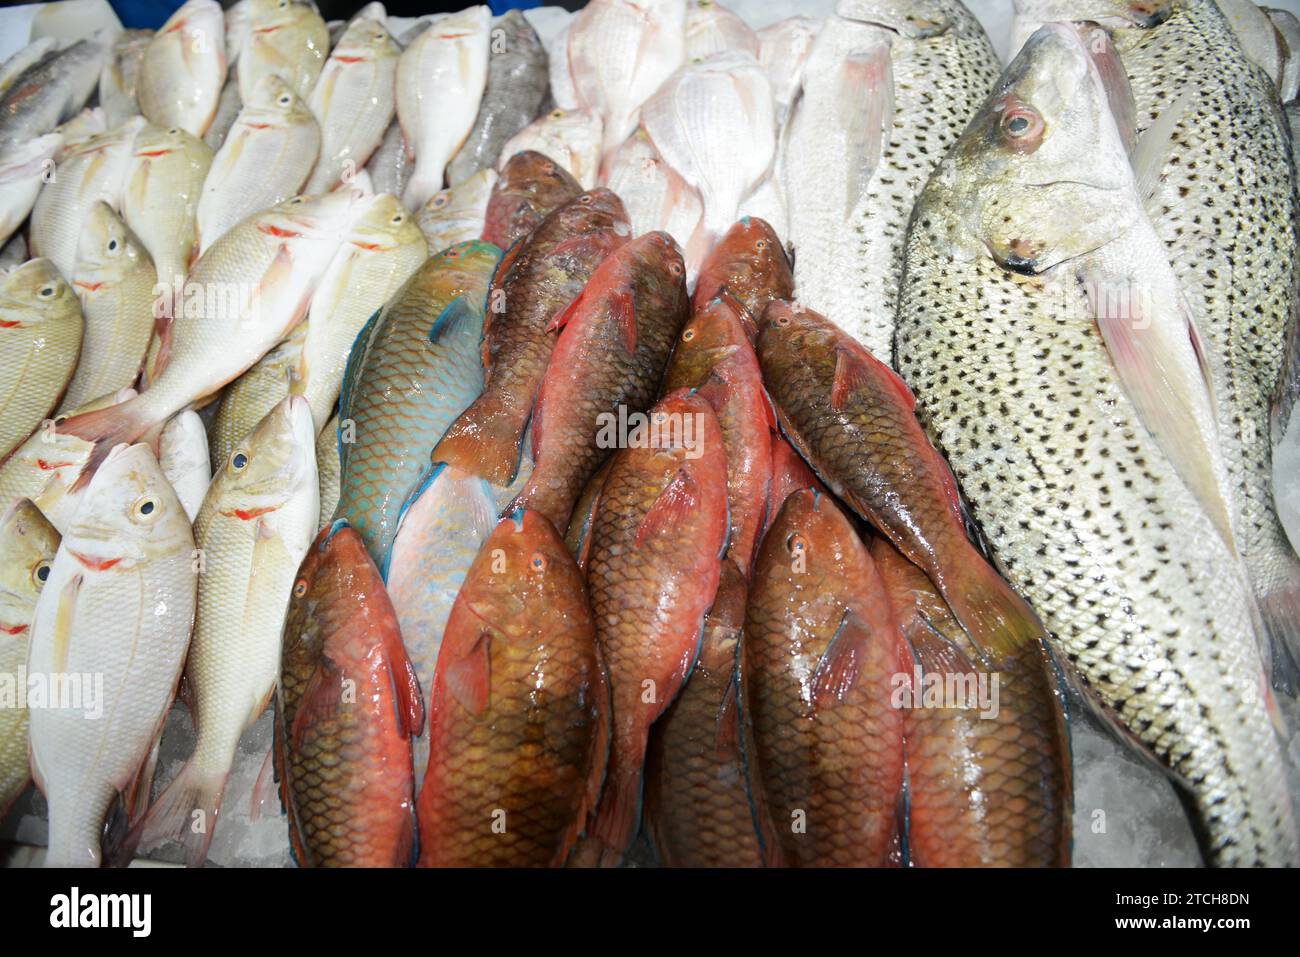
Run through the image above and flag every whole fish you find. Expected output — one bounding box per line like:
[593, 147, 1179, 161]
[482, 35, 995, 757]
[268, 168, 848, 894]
[759, 300, 1044, 664]
[98, 29, 153, 128]
[0, 388, 135, 531]
[209, 323, 305, 474]
[643, 561, 770, 866]
[29, 116, 145, 281]
[304, 18, 400, 193]
[820, 0, 1000, 362]
[238, 0, 330, 102]
[0, 37, 106, 149]
[692, 217, 793, 335]
[0, 499, 58, 816]
[396, 5, 492, 210]
[28, 442, 196, 867]
[335, 240, 501, 569]
[60, 189, 363, 486]
[0, 259, 83, 463]
[895, 22, 1297, 865]
[121, 122, 214, 291]
[758, 16, 820, 126]
[418, 168, 497, 253]
[385, 464, 497, 786]
[276, 520, 422, 867]
[514, 232, 688, 532]
[766, 433, 824, 531]
[662, 293, 771, 576]
[61, 202, 156, 413]
[196, 75, 320, 255]
[416, 508, 609, 867]
[743, 487, 906, 867]
[295, 193, 426, 431]
[871, 537, 1070, 866]
[568, 0, 686, 165]
[641, 52, 775, 272]
[203, 78, 241, 151]
[602, 127, 703, 251]
[582, 390, 728, 865]
[432, 189, 630, 487]
[685, 0, 759, 59]
[315, 414, 340, 534]
[446, 10, 549, 187]
[137, 0, 227, 137]
[158, 409, 210, 522]
[365, 119, 411, 202]
[481, 149, 581, 249]
[0, 133, 62, 249]
[136, 397, 316, 866]
[498, 107, 603, 190]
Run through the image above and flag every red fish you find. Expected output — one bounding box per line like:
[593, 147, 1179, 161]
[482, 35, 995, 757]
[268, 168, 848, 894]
[482, 150, 583, 249]
[692, 217, 793, 338]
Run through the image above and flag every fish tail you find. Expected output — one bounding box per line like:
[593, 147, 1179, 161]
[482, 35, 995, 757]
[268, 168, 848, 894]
[937, 549, 1046, 665]
[131, 759, 227, 868]
[56, 397, 154, 491]
[432, 398, 523, 487]
[587, 732, 646, 868]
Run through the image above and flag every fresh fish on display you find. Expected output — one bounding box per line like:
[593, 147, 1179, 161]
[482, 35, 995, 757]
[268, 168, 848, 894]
[210, 324, 306, 473]
[547, 22, 579, 111]
[137, 0, 227, 138]
[365, 119, 412, 204]
[237, 0, 330, 102]
[757, 16, 820, 126]
[0, 133, 62, 250]
[498, 107, 603, 190]
[691, 216, 792, 330]
[99, 29, 153, 128]
[685, 0, 759, 59]
[203, 79, 241, 151]
[481, 149, 580, 249]
[0, 38, 58, 99]
[0, 37, 106, 150]
[417, 167, 497, 253]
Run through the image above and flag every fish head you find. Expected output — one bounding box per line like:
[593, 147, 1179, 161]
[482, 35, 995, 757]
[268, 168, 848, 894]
[460, 509, 584, 631]
[0, 499, 59, 634]
[215, 395, 317, 518]
[756, 299, 842, 367]
[498, 149, 582, 205]
[333, 16, 399, 60]
[348, 193, 422, 254]
[626, 229, 688, 301]
[75, 202, 137, 286]
[435, 239, 506, 294]
[0, 258, 78, 326]
[696, 216, 792, 320]
[1012, 0, 1174, 29]
[247, 0, 320, 32]
[948, 23, 1138, 275]
[286, 521, 382, 664]
[261, 187, 368, 243]
[643, 389, 728, 478]
[557, 187, 631, 236]
[764, 486, 864, 592]
[245, 74, 314, 125]
[836, 0, 954, 38]
[670, 294, 751, 384]
[65, 443, 191, 568]
[131, 122, 209, 164]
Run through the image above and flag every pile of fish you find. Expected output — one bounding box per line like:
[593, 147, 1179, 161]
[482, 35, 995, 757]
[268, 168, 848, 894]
[0, 0, 1295, 868]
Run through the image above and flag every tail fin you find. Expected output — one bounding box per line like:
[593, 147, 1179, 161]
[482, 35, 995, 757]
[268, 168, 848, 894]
[431, 397, 524, 487]
[57, 398, 152, 491]
[130, 759, 227, 868]
[588, 734, 646, 868]
[937, 548, 1045, 666]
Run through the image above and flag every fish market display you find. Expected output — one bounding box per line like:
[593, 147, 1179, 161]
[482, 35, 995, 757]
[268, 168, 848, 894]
[0, 260, 82, 463]
[481, 149, 581, 248]
[498, 107, 604, 189]
[237, 0, 330, 102]
[396, 5, 492, 210]
[758, 16, 819, 126]
[137, 0, 227, 137]
[446, 10, 549, 187]
[691, 216, 792, 333]
[28, 443, 196, 867]
[365, 119, 411, 201]
[315, 415, 340, 533]
[417, 168, 497, 253]
[304, 18, 400, 194]
[416, 509, 608, 866]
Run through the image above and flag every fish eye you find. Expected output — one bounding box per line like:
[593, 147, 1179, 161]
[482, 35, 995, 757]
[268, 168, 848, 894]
[53, 415, 68, 426]
[529, 552, 548, 572]
[107, 239, 119, 252]
[32, 561, 51, 586]
[278, 94, 291, 106]
[131, 496, 159, 521]
[755, 239, 767, 251]
[230, 451, 249, 471]
[432, 195, 447, 208]
[776, 313, 791, 327]
[682, 328, 696, 342]
[578, 194, 592, 204]
[38, 285, 55, 298]
[787, 533, 807, 555]
[1000, 104, 1044, 149]
[669, 262, 683, 276]
[550, 109, 564, 120]
[293, 579, 307, 598]
[168, 128, 179, 135]
[542, 162, 556, 174]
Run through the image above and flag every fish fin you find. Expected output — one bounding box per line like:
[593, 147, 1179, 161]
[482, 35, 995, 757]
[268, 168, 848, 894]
[432, 398, 524, 487]
[445, 630, 492, 716]
[290, 659, 344, 751]
[338, 306, 382, 430]
[830, 346, 873, 412]
[148, 311, 175, 384]
[588, 731, 647, 867]
[130, 759, 228, 868]
[546, 287, 586, 335]
[1067, 672, 1196, 792]
[1085, 27, 1137, 157]
[429, 296, 476, 343]
[838, 42, 893, 216]
[557, 648, 612, 867]
[812, 608, 874, 708]
[935, 551, 1045, 666]
[635, 467, 699, 547]
[609, 284, 637, 353]
[248, 746, 278, 822]
[126, 730, 163, 827]
[57, 403, 153, 491]
[48, 573, 82, 674]
[1132, 89, 1192, 208]
[383, 616, 425, 736]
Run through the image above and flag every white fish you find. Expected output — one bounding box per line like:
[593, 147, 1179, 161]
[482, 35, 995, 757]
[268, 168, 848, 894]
[58, 189, 365, 484]
[499, 107, 604, 189]
[237, 0, 330, 102]
[365, 118, 411, 203]
[121, 123, 214, 291]
[99, 29, 153, 128]
[28, 442, 196, 868]
[641, 51, 775, 272]
[685, 0, 759, 59]
[51, 109, 107, 157]
[209, 323, 305, 472]
[159, 410, 211, 522]
[758, 16, 821, 126]
[133, 397, 315, 867]
[0, 38, 58, 98]
[0, 133, 62, 249]
[602, 127, 702, 249]
[548, 22, 580, 110]
[137, 0, 228, 137]
[395, 5, 492, 210]
[203, 78, 241, 151]
[62, 202, 156, 414]
[568, 0, 686, 166]
[315, 413, 340, 534]
[196, 75, 320, 255]
[738, 173, 788, 242]
[294, 193, 426, 431]
[416, 167, 497, 254]
[1269, 9, 1300, 103]
[304, 18, 400, 193]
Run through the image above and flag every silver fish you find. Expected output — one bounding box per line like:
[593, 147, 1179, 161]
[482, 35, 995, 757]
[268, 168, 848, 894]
[0, 37, 106, 150]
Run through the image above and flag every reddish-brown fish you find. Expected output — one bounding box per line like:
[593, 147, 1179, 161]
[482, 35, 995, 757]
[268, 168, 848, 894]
[275, 521, 423, 868]
[563, 456, 611, 570]
[871, 537, 1071, 867]
[662, 293, 772, 577]
[582, 390, 729, 866]
[416, 508, 609, 867]
[482, 149, 583, 249]
[692, 217, 793, 338]
[513, 231, 688, 531]
[644, 561, 775, 867]
[766, 433, 824, 535]
[433, 188, 630, 485]
[757, 301, 1043, 664]
[742, 488, 906, 867]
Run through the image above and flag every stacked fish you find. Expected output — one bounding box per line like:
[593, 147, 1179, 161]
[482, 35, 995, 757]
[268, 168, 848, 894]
[0, 0, 1294, 869]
